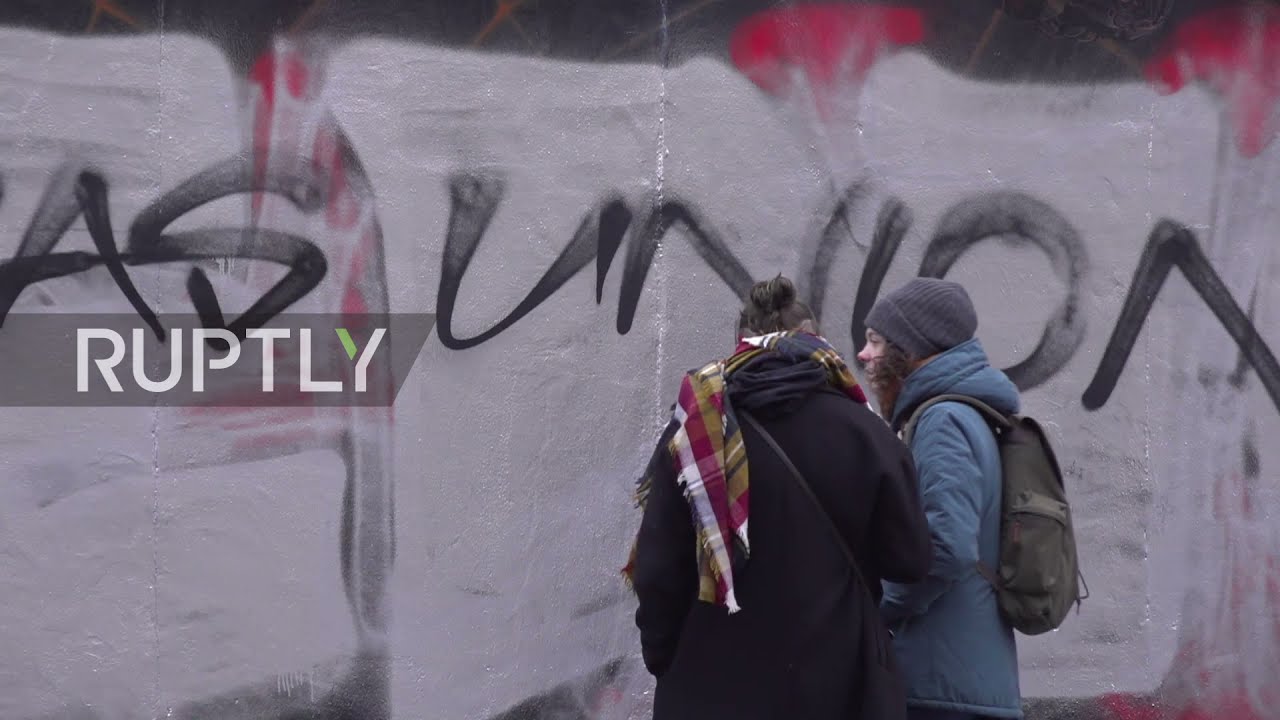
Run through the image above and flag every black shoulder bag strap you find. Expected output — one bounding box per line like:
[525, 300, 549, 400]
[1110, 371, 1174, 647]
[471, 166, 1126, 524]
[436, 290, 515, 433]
[739, 410, 908, 719]
[738, 412, 871, 600]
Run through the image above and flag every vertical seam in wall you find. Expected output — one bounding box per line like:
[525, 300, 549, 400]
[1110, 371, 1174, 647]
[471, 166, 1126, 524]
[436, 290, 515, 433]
[653, 0, 671, 426]
[150, 2, 167, 716]
[1140, 94, 1155, 665]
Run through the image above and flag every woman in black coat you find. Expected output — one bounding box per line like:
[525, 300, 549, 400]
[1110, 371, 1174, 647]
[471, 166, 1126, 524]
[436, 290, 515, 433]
[628, 275, 932, 720]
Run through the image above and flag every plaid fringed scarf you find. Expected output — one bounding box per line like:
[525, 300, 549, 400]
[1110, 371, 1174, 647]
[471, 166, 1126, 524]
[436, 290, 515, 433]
[622, 331, 868, 613]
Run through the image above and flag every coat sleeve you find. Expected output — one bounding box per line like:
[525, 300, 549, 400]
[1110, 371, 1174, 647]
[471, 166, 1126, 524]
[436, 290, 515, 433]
[632, 418, 697, 677]
[868, 427, 931, 584]
[880, 407, 984, 626]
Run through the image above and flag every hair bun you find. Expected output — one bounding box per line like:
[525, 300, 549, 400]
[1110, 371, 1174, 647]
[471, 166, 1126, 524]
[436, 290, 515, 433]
[749, 274, 797, 314]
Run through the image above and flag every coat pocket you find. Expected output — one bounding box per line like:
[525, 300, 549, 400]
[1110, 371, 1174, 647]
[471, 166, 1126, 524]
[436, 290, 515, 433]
[855, 624, 909, 720]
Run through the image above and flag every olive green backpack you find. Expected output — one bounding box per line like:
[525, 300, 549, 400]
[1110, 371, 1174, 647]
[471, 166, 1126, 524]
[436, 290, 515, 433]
[902, 394, 1087, 635]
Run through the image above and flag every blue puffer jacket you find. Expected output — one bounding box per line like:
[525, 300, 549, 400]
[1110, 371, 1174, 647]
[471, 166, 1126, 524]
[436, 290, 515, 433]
[880, 338, 1023, 719]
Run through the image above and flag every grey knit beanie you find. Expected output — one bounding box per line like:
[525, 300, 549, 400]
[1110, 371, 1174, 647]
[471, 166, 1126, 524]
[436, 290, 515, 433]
[865, 278, 978, 359]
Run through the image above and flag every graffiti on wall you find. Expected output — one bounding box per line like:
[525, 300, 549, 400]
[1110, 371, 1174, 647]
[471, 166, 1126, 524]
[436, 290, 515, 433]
[0, 156, 328, 336]
[1, 2, 1279, 720]
[8, 158, 1278, 417]
[433, 173, 1280, 419]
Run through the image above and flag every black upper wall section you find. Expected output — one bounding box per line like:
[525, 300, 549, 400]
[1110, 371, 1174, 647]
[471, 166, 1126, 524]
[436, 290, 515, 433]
[0, 0, 1247, 79]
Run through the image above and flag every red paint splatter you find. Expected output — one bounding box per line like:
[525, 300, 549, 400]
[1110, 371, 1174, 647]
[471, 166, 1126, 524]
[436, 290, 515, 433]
[1145, 6, 1280, 158]
[285, 56, 309, 99]
[1140, 475, 1280, 719]
[1098, 692, 1161, 720]
[1087, 473, 1280, 720]
[730, 4, 925, 117]
[1096, 689, 1274, 720]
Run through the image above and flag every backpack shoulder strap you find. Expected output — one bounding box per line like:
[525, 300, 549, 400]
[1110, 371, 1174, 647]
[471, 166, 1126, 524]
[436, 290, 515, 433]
[900, 393, 1011, 446]
[899, 394, 1014, 592]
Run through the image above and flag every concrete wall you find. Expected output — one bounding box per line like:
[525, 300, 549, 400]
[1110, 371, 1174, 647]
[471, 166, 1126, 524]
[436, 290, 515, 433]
[1, 4, 1277, 719]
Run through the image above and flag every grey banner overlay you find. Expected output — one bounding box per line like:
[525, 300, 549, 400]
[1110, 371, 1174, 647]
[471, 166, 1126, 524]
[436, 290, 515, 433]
[0, 313, 436, 407]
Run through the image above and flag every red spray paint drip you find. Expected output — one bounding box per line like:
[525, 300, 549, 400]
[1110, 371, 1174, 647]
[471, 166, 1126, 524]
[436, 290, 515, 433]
[1163, 471, 1280, 720]
[247, 49, 311, 220]
[175, 42, 397, 433]
[1144, 6, 1280, 158]
[729, 4, 926, 118]
[1137, 8, 1280, 717]
[246, 44, 381, 320]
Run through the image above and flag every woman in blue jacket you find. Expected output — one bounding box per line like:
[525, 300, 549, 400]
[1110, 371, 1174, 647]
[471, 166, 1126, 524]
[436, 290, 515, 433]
[856, 277, 1024, 720]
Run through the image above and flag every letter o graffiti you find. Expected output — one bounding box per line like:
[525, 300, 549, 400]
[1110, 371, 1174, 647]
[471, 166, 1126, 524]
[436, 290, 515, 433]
[919, 191, 1089, 391]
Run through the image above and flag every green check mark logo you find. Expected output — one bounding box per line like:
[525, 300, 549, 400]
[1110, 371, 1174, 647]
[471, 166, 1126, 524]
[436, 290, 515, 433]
[335, 328, 359, 361]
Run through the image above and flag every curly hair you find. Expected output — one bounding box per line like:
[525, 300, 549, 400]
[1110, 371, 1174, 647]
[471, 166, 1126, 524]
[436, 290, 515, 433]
[866, 339, 916, 392]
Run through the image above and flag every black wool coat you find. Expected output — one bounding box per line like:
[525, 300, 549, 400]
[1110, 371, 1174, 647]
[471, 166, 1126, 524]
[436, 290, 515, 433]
[632, 386, 932, 720]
